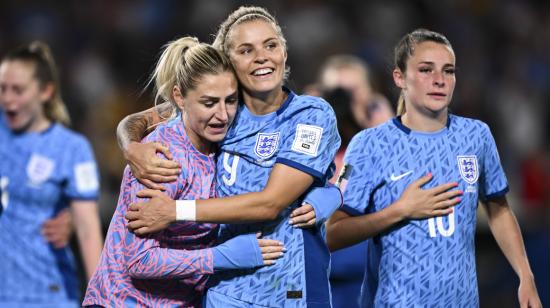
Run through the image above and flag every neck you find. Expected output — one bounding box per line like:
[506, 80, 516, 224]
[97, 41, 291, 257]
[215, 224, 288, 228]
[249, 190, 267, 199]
[401, 108, 448, 132]
[242, 87, 287, 115]
[21, 114, 51, 133]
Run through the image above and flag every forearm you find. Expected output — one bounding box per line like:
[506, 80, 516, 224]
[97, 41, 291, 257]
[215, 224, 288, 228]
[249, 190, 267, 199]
[327, 203, 406, 251]
[486, 204, 533, 279]
[196, 191, 281, 223]
[127, 246, 214, 279]
[116, 103, 173, 152]
[75, 215, 103, 280]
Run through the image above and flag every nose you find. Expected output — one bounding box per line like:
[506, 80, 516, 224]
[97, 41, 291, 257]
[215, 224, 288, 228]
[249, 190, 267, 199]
[433, 71, 445, 87]
[254, 48, 268, 64]
[215, 101, 229, 123]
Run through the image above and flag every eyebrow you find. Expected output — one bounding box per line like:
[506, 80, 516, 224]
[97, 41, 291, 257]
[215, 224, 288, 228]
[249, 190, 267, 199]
[236, 37, 278, 48]
[418, 61, 455, 67]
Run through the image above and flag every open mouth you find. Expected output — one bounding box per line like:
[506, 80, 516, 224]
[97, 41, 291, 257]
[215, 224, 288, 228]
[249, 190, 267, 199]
[251, 68, 274, 77]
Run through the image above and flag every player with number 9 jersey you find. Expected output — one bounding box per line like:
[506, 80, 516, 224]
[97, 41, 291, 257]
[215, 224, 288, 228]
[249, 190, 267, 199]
[207, 88, 340, 307]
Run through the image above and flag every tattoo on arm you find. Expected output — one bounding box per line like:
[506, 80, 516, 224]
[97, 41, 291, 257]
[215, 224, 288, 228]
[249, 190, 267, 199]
[116, 102, 175, 151]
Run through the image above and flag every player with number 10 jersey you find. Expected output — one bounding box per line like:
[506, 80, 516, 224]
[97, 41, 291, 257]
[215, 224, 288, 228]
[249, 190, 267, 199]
[340, 115, 508, 306]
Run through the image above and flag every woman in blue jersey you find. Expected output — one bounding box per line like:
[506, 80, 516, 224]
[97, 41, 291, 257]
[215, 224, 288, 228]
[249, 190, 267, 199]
[0, 41, 103, 307]
[117, 6, 345, 307]
[326, 29, 541, 307]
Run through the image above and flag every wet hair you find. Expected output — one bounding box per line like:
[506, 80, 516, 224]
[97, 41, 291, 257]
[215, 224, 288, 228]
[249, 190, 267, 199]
[3, 41, 70, 126]
[212, 6, 289, 79]
[148, 36, 234, 115]
[394, 29, 453, 115]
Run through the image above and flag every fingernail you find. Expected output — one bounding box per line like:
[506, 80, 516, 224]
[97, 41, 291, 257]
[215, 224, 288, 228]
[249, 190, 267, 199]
[459, 190, 463, 195]
[288, 220, 293, 225]
[456, 197, 462, 202]
[282, 247, 287, 251]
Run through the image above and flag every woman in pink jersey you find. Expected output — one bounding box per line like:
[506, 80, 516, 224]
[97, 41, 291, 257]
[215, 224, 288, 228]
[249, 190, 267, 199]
[83, 37, 284, 307]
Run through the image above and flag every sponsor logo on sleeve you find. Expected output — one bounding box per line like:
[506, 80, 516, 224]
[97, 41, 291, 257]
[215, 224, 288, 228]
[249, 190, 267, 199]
[291, 124, 323, 156]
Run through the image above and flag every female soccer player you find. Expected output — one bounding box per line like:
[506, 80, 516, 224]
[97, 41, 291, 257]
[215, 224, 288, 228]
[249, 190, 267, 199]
[83, 37, 286, 307]
[118, 6, 343, 307]
[326, 29, 541, 307]
[0, 41, 103, 307]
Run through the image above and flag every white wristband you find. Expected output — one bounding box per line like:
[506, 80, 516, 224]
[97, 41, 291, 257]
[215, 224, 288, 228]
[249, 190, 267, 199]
[175, 200, 197, 221]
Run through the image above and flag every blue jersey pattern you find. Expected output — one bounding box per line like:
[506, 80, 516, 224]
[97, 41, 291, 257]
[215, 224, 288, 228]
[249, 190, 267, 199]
[340, 115, 508, 307]
[0, 122, 99, 307]
[208, 89, 341, 307]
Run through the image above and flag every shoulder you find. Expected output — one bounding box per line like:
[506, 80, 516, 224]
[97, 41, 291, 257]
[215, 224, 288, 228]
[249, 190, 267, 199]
[51, 124, 94, 150]
[449, 114, 491, 135]
[291, 94, 335, 113]
[143, 117, 183, 144]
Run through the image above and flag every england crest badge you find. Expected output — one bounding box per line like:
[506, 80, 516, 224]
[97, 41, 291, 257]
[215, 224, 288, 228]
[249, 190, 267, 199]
[255, 132, 280, 159]
[457, 155, 479, 184]
[26, 154, 55, 185]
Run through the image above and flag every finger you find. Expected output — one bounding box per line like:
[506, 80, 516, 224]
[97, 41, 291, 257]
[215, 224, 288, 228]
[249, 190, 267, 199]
[136, 189, 159, 198]
[290, 204, 313, 217]
[431, 208, 453, 217]
[125, 210, 140, 221]
[260, 246, 285, 254]
[153, 158, 181, 171]
[428, 181, 459, 195]
[262, 252, 285, 260]
[148, 174, 178, 183]
[139, 178, 166, 191]
[434, 189, 463, 203]
[289, 211, 315, 225]
[128, 202, 142, 212]
[434, 198, 461, 210]
[127, 220, 148, 232]
[263, 260, 276, 266]
[154, 142, 174, 160]
[293, 219, 317, 229]
[133, 227, 150, 237]
[258, 239, 283, 247]
[412, 173, 433, 188]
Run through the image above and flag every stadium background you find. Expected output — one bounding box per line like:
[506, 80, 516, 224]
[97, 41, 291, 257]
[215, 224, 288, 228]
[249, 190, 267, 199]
[0, 0, 548, 306]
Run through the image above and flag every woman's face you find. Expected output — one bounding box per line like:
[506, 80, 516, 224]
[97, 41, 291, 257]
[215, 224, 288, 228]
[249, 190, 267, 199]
[175, 71, 238, 151]
[0, 60, 51, 132]
[226, 19, 287, 96]
[394, 41, 456, 116]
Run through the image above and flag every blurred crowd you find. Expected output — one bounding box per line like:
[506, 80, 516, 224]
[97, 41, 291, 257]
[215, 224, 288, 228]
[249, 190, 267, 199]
[1, 0, 548, 306]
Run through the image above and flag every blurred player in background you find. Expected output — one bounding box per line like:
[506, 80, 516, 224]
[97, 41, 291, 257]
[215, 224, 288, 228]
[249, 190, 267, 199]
[0, 41, 103, 307]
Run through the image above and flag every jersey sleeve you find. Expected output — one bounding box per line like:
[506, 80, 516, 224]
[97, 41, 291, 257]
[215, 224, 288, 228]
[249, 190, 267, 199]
[122, 169, 215, 280]
[479, 123, 509, 201]
[339, 132, 375, 216]
[275, 103, 341, 182]
[63, 136, 100, 200]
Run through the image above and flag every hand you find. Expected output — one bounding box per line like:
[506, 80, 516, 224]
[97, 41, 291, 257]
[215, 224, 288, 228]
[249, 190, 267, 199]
[41, 208, 73, 248]
[257, 233, 285, 266]
[396, 173, 463, 220]
[289, 203, 316, 228]
[125, 189, 176, 236]
[518, 276, 542, 308]
[126, 142, 181, 190]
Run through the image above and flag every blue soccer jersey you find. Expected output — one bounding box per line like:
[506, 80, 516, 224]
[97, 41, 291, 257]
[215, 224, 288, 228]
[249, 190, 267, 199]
[0, 123, 100, 307]
[207, 89, 341, 307]
[340, 115, 508, 307]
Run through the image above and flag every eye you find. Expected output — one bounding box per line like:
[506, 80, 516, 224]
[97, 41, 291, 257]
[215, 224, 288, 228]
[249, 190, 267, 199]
[444, 68, 456, 75]
[266, 42, 278, 50]
[239, 48, 252, 55]
[419, 67, 432, 73]
[226, 97, 238, 105]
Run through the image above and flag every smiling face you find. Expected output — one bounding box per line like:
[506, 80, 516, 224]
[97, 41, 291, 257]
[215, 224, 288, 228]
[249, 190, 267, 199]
[393, 41, 456, 118]
[173, 71, 238, 154]
[226, 19, 287, 97]
[0, 60, 52, 132]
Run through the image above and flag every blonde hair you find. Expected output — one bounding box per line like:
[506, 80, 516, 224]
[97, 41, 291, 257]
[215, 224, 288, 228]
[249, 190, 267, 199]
[147, 36, 234, 117]
[4, 41, 70, 126]
[212, 6, 289, 79]
[394, 29, 453, 115]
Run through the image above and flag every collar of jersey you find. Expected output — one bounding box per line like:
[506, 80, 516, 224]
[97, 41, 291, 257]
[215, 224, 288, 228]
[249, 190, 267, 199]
[392, 114, 452, 136]
[239, 86, 295, 122]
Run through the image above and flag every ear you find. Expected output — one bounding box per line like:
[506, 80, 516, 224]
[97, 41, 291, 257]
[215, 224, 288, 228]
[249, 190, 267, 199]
[393, 68, 406, 90]
[172, 86, 185, 111]
[39, 83, 55, 103]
